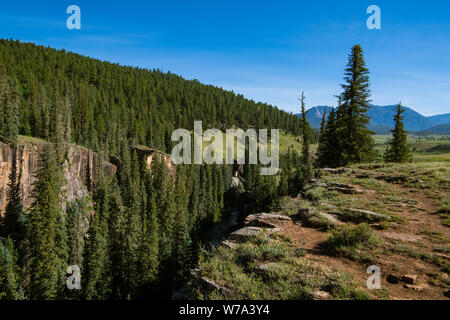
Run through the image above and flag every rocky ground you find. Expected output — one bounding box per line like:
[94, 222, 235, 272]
[187, 162, 450, 300]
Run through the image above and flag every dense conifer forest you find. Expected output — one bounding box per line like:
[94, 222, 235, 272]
[0, 39, 307, 300]
[0, 40, 406, 300]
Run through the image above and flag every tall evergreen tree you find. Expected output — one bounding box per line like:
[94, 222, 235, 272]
[384, 104, 411, 163]
[0, 238, 22, 300]
[0, 76, 20, 145]
[316, 107, 340, 168]
[83, 169, 112, 300]
[138, 194, 159, 291]
[335, 45, 375, 166]
[300, 92, 313, 189]
[2, 148, 26, 244]
[27, 143, 68, 300]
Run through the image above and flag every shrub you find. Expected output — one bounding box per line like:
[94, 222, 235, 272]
[324, 223, 378, 250]
[293, 247, 307, 257]
[306, 187, 327, 202]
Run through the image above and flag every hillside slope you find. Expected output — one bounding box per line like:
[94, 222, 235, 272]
[188, 163, 450, 300]
[0, 39, 302, 157]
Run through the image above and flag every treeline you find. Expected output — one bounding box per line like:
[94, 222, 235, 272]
[0, 39, 303, 156]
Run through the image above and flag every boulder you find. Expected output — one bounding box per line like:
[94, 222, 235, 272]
[376, 175, 409, 183]
[321, 168, 351, 174]
[243, 213, 292, 228]
[386, 273, 401, 284]
[402, 274, 417, 285]
[338, 208, 390, 223]
[244, 219, 278, 229]
[231, 177, 240, 189]
[328, 186, 364, 194]
[254, 262, 281, 279]
[297, 208, 338, 229]
[198, 277, 232, 294]
[229, 227, 279, 243]
[312, 290, 330, 300]
[220, 240, 238, 250]
[403, 284, 425, 292]
[190, 268, 232, 295]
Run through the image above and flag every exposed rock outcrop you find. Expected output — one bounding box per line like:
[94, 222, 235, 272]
[243, 213, 292, 228]
[309, 179, 364, 194]
[336, 208, 390, 223]
[0, 138, 116, 215]
[229, 226, 280, 243]
[296, 208, 339, 229]
[133, 145, 176, 176]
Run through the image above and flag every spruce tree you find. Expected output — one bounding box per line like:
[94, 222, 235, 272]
[28, 143, 67, 300]
[138, 194, 159, 290]
[0, 76, 20, 145]
[173, 168, 190, 279]
[83, 170, 112, 300]
[335, 45, 375, 166]
[316, 109, 328, 167]
[0, 238, 22, 300]
[316, 107, 340, 168]
[300, 92, 313, 189]
[2, 148, 26, 244]
[123, 151, 143, 298]
[384, 104, 411, 163]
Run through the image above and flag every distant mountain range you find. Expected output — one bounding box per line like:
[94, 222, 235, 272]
[298, 105, 450, 134]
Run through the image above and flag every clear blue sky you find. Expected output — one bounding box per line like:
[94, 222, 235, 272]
[1, 0, 449, 116]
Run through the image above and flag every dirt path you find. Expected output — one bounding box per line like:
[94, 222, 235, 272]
[274, 174, 450, 300]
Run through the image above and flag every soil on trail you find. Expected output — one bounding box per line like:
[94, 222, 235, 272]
[273, 170, 450, 300]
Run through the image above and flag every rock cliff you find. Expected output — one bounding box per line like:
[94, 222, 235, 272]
[0, 137, 117, 215]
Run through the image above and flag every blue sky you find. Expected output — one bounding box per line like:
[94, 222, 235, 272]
[0, 0, 449, 116]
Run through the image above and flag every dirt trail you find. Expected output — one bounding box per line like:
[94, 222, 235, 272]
[273, 173, 450, 300]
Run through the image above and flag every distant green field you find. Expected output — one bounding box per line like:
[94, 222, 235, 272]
[374, 134, 450, 162]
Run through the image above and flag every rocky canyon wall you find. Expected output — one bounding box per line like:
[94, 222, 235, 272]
[0, 138, 117, 216]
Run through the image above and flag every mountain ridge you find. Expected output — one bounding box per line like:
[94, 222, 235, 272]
[298, 105, 450, 133]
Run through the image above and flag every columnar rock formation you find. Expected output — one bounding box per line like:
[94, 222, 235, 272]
[0, 138, 117, 216]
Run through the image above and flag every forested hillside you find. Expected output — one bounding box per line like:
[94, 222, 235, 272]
[1, 40, 414, 301]
[0, 39, 302, 156]
[0, 39, 305, 300]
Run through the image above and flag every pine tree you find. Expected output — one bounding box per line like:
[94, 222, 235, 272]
[300, 92, 313, 189]
[122, 151, 143, 298]
[83, 170, 112, 300]
[173, 169, 190, 279]
[2, 147, 26, 244]
[106, 178, 126, 300]
[0, 238, 22, 300]
[335, 45, 376, 166]
[384, 104, 411, 163]
[316, 109, 328, 167]
[138, 194, 159, 289]
[66, 200, 86, 275]
[28, 143, 68, 300]
[0, 76, 20, 145]
[316, 107, 340, 168]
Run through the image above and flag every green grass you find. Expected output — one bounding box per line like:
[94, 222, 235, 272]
[390, 244, 450, 273]
[190, 232, 371, 300]
[373, 134, 450, 163]
[323, 223, 379, 263]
